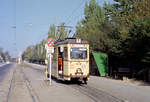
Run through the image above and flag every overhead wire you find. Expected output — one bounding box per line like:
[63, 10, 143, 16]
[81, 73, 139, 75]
[64, 0, 86, 25]
[62, 0, 88, 37]
[35, 0, 87, 40]
[66, 0, 106, 26]
[24, 0, 88, 47]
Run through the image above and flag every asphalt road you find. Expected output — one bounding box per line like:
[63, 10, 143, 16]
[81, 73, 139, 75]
[0, 63, 15, 102]
[0, 62, 150, 102]
[0, 63, 12, 81]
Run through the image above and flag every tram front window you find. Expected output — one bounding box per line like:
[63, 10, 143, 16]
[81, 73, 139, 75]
[70, 48, 87, 59]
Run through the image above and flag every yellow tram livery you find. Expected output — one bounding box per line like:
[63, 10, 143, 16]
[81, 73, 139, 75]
[51, 38, 89, 84]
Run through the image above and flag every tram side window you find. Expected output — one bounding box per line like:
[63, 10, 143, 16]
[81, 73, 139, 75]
[53, 48, 57, 61]
[63, 47, 68, 60]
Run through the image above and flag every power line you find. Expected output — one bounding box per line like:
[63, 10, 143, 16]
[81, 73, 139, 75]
[27, 1, 87, 43]
[66, 10, 85, 26]
[64, 0, 86, 25]
[56, 0, 87, 38]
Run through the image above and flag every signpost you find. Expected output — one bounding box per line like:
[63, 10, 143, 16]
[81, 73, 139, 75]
[47, 38, 54, 47]
[45, 38, 54, 85]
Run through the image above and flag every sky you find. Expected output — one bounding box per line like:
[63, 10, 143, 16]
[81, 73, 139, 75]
[0, 0, 114, 58]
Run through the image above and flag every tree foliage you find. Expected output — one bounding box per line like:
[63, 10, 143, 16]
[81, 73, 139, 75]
[75, 0, 150, 65]
[0, 48, 11, 62]
[22, 40, 46, 63]
[23, 0, 150, 69]
[23, 22, 69, 63]
[124, 18, 150, 64]
[75, 0, 113, 52]
[110, 0, 150, 64]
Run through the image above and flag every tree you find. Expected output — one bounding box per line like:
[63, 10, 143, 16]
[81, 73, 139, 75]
[4, 51, 11, 61]
[75, 0, 150, 69]
[23, 46, 35, 60]
[130, 0, 150, 19]
[22, 39, 46, 63]
[104, 0, 150, 53]
[105, 0, 150, 35]
[0, 48, 5, 61]
[0, 48, 11, 62]
[48, 24, 58, 40]
[40, 40, 46, 61]
[75, 0, 112, 52]
[124, 18, 150, 64]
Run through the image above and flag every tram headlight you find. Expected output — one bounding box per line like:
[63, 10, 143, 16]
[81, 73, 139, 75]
[77, 68, 82, 73]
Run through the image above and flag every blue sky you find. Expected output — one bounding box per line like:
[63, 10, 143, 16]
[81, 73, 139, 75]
[0, 0, 114, 57]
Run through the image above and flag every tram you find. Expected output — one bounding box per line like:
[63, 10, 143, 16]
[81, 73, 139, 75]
[51, 38, 89, 83]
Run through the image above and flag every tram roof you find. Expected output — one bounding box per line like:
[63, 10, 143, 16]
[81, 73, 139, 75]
[54, 38, 88, 45]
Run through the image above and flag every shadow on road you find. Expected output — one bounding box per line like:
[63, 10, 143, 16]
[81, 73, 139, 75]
[51, 76, 85, 86]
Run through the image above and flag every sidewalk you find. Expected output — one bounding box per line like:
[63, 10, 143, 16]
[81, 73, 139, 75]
[23, 62, 45, 70]
[24, 62, 150, 87]
[99, 76, 150, 87]
[88, 76, 150, 102]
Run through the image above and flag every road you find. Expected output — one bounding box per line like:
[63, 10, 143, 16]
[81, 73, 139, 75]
[0, 63, 12, 81]
[0, 62, 150, 102]
[0, 63, 15, 102]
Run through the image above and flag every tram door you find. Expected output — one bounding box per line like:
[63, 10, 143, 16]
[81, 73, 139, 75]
[58, 47, 63, 75]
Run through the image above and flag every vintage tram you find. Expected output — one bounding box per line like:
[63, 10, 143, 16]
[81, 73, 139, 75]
[51, 38, 89, 83]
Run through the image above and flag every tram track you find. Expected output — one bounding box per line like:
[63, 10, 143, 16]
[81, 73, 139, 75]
[21, 66, 41, 102]
[23, 63, 124, 102]
[52, 78, 125, 102]
[6, 64, 40, 102]
[6, 67, 16, 102]
[22, 63, 45, 74]
[70, 83, 124, 102]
